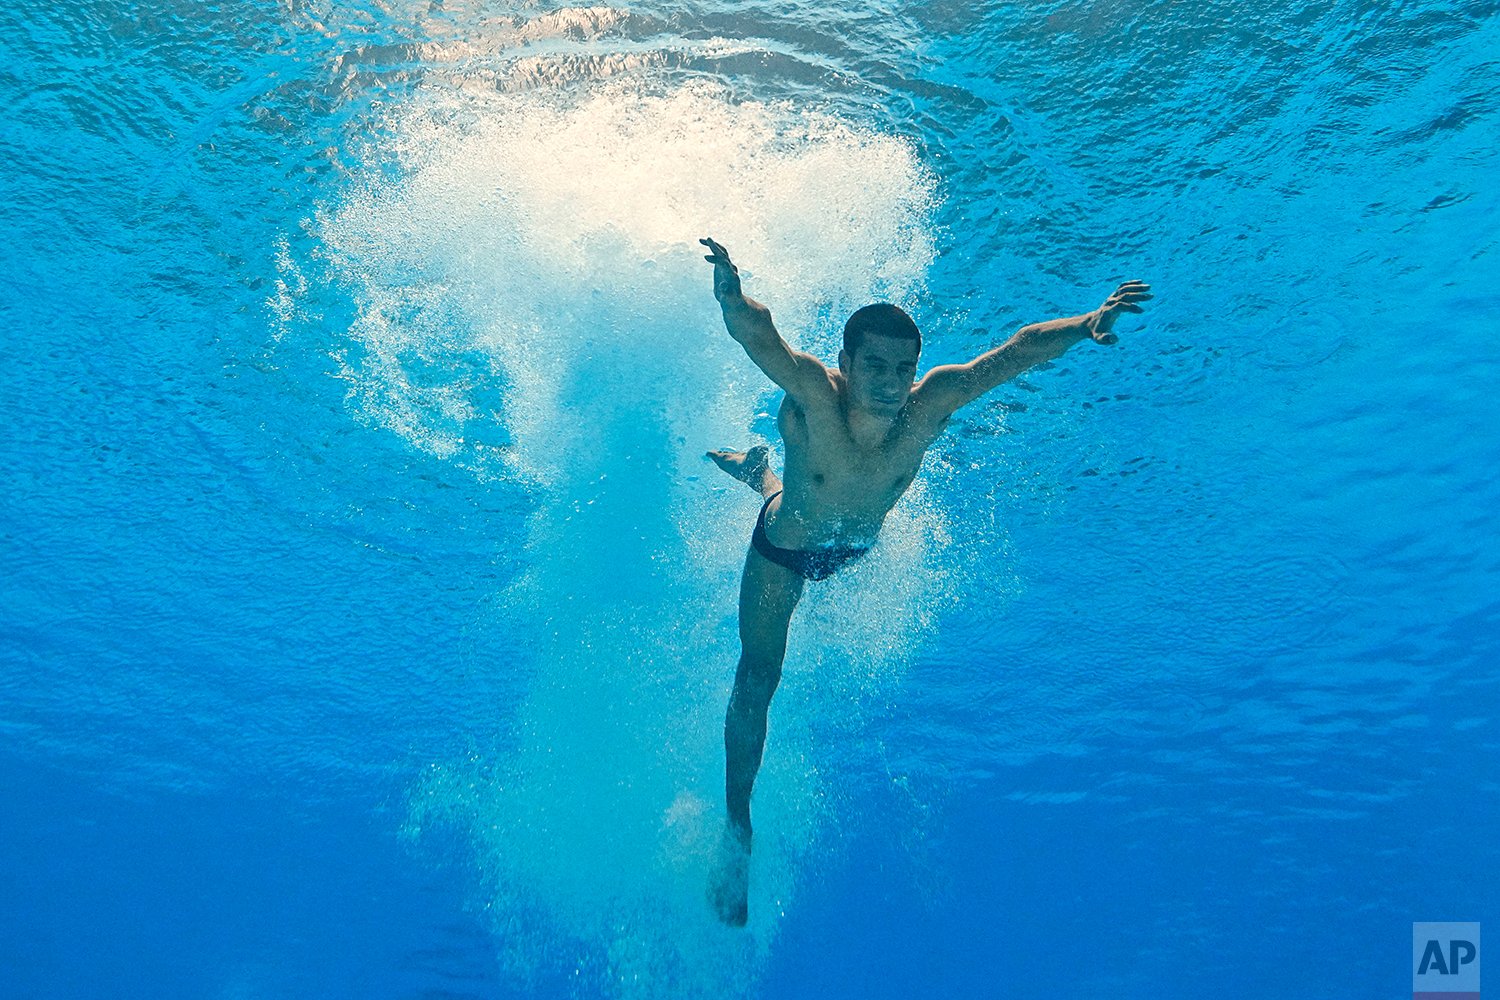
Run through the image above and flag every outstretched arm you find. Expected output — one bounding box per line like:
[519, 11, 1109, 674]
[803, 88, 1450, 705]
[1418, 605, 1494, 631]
[701, 237, 837, 409]
[911, 280, 1152, 418]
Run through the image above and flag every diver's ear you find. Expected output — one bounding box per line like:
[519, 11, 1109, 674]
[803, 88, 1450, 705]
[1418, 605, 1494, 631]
[838, 348, 851, 374]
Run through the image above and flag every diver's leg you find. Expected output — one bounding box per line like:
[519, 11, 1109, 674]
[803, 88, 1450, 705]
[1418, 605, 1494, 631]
[706, 444, 782, 498]
[711, 543, 804, 925]
[726, 548, 803, 836]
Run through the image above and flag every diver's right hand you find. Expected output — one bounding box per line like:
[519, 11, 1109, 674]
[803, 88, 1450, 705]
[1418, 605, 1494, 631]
[700, 237, 744, 304]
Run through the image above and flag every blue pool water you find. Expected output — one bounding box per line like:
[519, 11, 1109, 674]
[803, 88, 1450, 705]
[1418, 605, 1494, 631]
[2, 0, 1497, 996]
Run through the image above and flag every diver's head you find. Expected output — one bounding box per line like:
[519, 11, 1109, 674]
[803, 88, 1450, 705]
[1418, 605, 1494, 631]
[839, 303, 922, 418]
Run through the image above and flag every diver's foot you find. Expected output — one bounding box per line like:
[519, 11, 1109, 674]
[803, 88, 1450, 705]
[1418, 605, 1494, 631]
[707, 823, 751, 927]
[706, 444, 771, 495]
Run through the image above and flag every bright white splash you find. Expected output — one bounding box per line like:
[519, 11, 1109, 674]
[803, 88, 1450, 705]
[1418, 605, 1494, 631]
[321, 77, 937, 483]
[319, 67, 951, 997]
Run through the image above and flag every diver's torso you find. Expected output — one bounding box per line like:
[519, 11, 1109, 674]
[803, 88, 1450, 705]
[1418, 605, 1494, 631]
[769, 389, 944, 549]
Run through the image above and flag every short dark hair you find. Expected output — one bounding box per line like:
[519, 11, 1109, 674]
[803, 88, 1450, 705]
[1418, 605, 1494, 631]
[843, 303, 921, 358]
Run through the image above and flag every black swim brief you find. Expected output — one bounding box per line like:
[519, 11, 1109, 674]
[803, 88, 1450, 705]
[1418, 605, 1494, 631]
[751, 490, 870, 582]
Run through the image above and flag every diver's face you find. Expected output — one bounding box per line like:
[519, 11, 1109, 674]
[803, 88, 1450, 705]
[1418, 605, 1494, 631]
[841, 334, 919, 418]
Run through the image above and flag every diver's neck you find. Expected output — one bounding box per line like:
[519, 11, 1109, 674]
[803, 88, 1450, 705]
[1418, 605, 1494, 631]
[843, 398, 899, 447]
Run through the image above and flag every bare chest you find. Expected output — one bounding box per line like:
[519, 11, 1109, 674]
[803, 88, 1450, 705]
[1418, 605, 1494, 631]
[778, 398, 937, 513]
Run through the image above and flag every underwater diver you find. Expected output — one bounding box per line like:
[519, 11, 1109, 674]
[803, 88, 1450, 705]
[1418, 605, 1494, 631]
[699, 236, 1151, 926]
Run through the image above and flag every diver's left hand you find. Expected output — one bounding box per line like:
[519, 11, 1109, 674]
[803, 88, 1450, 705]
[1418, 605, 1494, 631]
[1087, 280, 1153, 344]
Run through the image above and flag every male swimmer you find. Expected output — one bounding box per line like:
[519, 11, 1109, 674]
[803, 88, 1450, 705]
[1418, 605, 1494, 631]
[699, 237, 1151, 925]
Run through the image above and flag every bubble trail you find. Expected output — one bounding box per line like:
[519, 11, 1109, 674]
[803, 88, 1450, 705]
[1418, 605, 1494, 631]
[319, 72, 953, 996]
